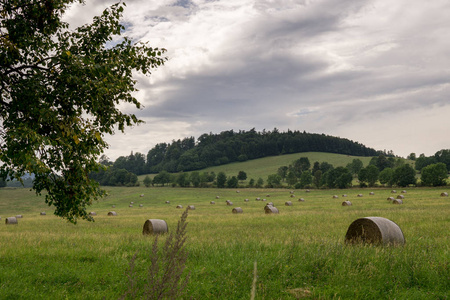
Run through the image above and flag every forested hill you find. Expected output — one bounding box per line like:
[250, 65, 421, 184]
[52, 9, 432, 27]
[113, 129, 382, 175]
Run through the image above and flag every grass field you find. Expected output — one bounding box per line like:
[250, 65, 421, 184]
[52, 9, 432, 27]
[0, 186, 448, 299]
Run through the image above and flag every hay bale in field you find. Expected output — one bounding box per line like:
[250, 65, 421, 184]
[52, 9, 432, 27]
[256, 197, 261, 201]
[298, 198, 305, 202]
[391, 190, 397, 193]
[210, 201, 215, 204]
[290, 191, 295, 194]
[130, 202, 134, 204]
[112, 205, 116, 208]
[187, 205, 195, 210]
[290, 194, 295, 198]
[40, 212, 46, 216]
[216, 196, 220, 199]
[129, 205, 133, 208]
[140, 194, 144, 197]
[369, 192, 375, 195]
[89, 212, 96, 216]
[236, 190, 240, 193]
[440, 192, 448, 197]
[401, 190, 407, 194]
[345, 217, 405, 246]
[5, 217, 18, 225]
[306, 189, 310, 192]
[232, 207, 243, 214]
[387, 197, 395, 201]
[264, 204, 273, 210]
[342, 201, 352, 206]
[285, 201, 293, 206]
[333, 195, 339, 199]
[139, 204, 143, 207]
[176, 205, 183, 209]
[16, 215, 23, 218]
[267, 202, 274, 206]
[165, 201, 170, 204]
[244, 199, 249, 202]
[226, 201, 233, 206]
[342, 194, 347, 197]
[265, 206, 279, 214]
[142, 219, 168, 235]
[266, 194, 270, 197]
[396, 195, 404, 199]
[357, 194, 363, 197]
[107, 211, 117, 216]
[393, 199, 403, 204]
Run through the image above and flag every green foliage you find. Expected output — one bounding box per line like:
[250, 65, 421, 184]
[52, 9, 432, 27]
[153, 171, 171, 186]
[298, 170, 313, 188]
[90, 167, 138, 187]
[216, 171, 227, 188]
[378, 167, 394, 186]
[266, 173, 282, 188]
[0, 0, 166, 223]
[237, 170, 247, 181]
[226, 175, 238, 188]
[415, 154, 437, 171]
[324, 167, 352, 189]
[420, 163, 448, 186]
[143, 175, 152, 187]
[346, 158, 363, 175]
[392, 164, 417, 187]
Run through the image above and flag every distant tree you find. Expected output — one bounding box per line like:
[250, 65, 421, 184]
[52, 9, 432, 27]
[266, 174, 282, 188]
[143, 175, 152, 187]
[153, 171, 171, 186]
[286, 171, 298, 187]
[313, 170, 322, 188]
[277, 166, 289, 181]
[434, 149, 450, 171]
[407, 153, 416, 160]
[176, 173, 190, 187]
[325, 167, 352, 189]
[292, 157, 310, 176]
[346, 159, 363, 175]
[237, 171, 247, 182]
[378, 168, 394, 187]
[319, 162, 334, 173]
[365, 165, 380, 187]
[358, 167, 368, 187]
[415, 154, 437, 171]
[312, 161, 321, 174]
[256, 177, 264, 188]
[248, 178, 255, 187]
[392, 164, 416, 187]
[298, 170, 312, 188]
[190, 172, 201, 188]
[420, 163, 448, 186]
[216, 172, 227, 188]
[227, 176, 239, 188]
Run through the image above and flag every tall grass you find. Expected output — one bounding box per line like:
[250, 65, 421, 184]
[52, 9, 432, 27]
[0, 186, 448, 299]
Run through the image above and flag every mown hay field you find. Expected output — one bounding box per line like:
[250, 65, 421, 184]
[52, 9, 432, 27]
[0, 186, 449, 299]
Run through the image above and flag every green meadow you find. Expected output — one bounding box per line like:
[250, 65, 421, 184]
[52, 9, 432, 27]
[0, 186, 449, 299]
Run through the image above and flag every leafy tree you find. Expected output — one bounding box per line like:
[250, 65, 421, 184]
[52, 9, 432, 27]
[434, 149, 450, 171]
[313, 170, 322, 188]
[216, 172, 227, 188]
[392, 164, 416, 187]
[0, 1, 166, 223]
[415, 154, 437, 171]
[420, 163, 448, 186]
[143, 175, 152, 188]
[407, 153, 416, 160]
[325, 167, 352, 189]
[266, 174, 282, 188]
[190, 172, 200, 188]
[237, 171, 247, 182]
[0, 177, 6, 187]
[298, 170, 312, 188]
[153, 171, 171, 187]
[365, 165, 380, 187]
[277, 166, 288, 181]
[226, 176, 238, 188]
[248, 178, 255, 187]
[346, 159, 363, 175]
[256, 177, 264, 188]
[286, 171, 297, 187]
[176, 173, 190, 187]
[379, 167, 394, 187]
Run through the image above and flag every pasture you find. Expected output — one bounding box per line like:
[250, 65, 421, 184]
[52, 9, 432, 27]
[0, 186, 449, 299]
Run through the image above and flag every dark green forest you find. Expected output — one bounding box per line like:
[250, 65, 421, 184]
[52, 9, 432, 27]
[112, 128, 382, 175]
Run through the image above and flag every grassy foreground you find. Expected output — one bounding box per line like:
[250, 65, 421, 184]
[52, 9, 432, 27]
[0, 186, 449, 299]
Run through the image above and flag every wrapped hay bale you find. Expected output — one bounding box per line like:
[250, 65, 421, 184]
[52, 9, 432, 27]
[345, 217, 405, 245]
[89, 212, 97, 216]
[305, 189, 311, 192]
[256, 197, 261, 201]
[112, 205, 116, 208]
[232, 207, 243, 214]
[342, 194, 347, 197]
[216, 196, 220, 199]
[165, 201, 170, 204]
[107, 211, 117, 216]
[401, 190, 407, 194]
[265, 206, 279, 214]
[176, 205, 183, 209]
[264, 204, 273, 211]
[139, 204, 143, 207]
[140, 194, 144, 197]
[440, 192, 448, 197]
[16, 215, 23, 218]
[333, 195, 339, 199]
[290, 191, 295, 194]
[342, 201, 352, 206]
[396, 195, 404, 199]
[226, 201, 233, 206]
[290, 194, 295, 198]
[285, 201, 293, 206]
[266, 194, 271, 197]
[236, 190, 240, 193]
[129, 205, 133, 208]
[262, 199, 267, 201]
[357, 194, 363, 197]
[40, 212, 46, 216]
[391, 190, 397, 193]
[298, 198, 305, 202]
[387, 197, 395, 202]
[210, 201, 215, 204]
[130, 202, 134, 204]
[187, 205, 195, 210]
[393, 199, 403, 204]
[244, 199, 249, 202]
[142, 219, 168, 235]
[6, 217, 18, 225]
[369, 192, 375, 195]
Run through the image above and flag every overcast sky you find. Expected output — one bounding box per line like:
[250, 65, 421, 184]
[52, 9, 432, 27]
[65, 0, 450, 160]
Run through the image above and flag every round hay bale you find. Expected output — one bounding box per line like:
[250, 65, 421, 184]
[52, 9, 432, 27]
[256, 197, 261, 201]
[140, 194, 144, 197]
[285, 201, 293, 206]
[342, 194, 347, 197]
[290, 191, 295, 194]
[5, 217, 18, 225]
[305, 189, 311, 192]
[369, 192, 375, 195]
[387, 197, 395, 201]
[89, 212, 97, 216]
[357, 194, 363, 197]
[236, 190, 240, 193]
[112, 205, 116, 208]
[332, 195, 339, 199]
[342, 200, 352, 206]
[298, 198, 305, 202]
[165, 201, 170, 204]
[139, 204, 143, 207]
[176, 205, 183, 209]
[143, 219, 168, 235]
[264, 204, 273, 210]
[440, 192, 448, 197]
[216, 196, 220, 199]
[290, 194, 295, 198]
[16, 215, 23, 218]
[187, 205, 195, 210]
[265, 206, 279, 214]
[225, 200, 231, 203]
[391, 190, 397, 193]
[130, 202, 134, 204]
[396, 195, 404, 199]
[40, 212, 46, 216]
[262, 198, 267, 202]
[267, 202, 274, 206]
[210, 201, 215, 204]
[345, 217, 405, 245]
[244, 199, 249, 202]
[232, 207, 243, 214]
[129, 205, 133, 208]
[266, 194, 270, 197]
[401, 190, 407, 194]
[226, 201, 233, 206]
[393, 199, 403, 204]
[107, 211, 117, 216]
